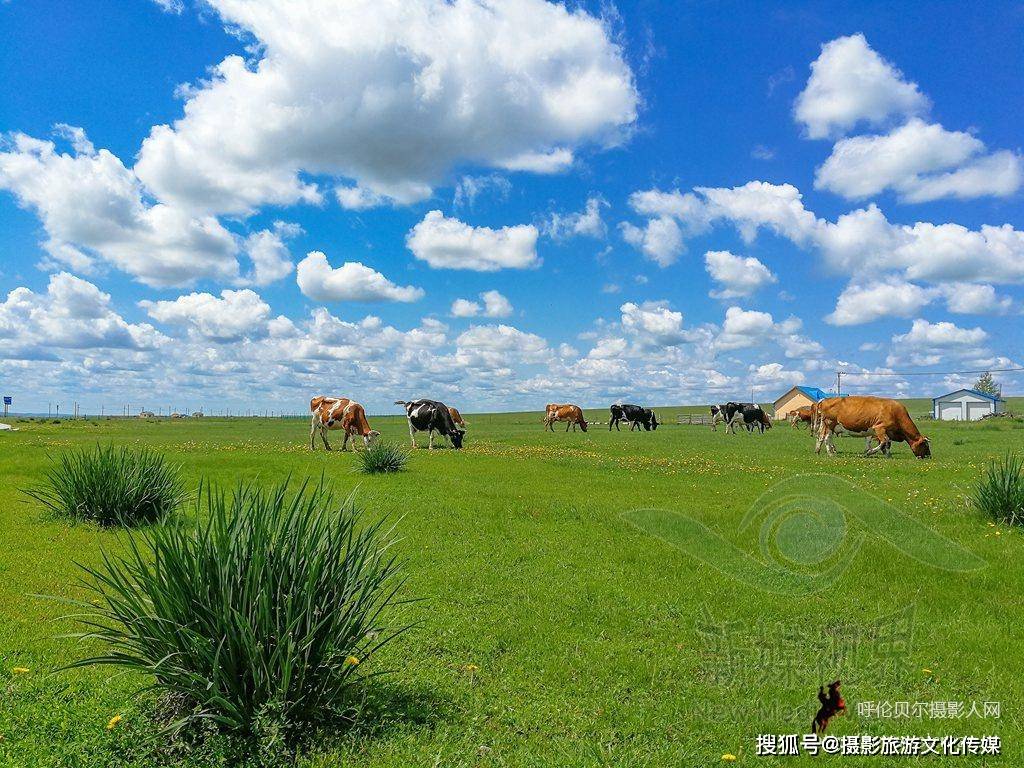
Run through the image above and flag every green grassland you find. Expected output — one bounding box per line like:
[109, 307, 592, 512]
[1, 403, 1022, 766]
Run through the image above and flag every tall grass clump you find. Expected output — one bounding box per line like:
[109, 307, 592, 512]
[355, 441, 409, 475]
[65, 479, 409, 742]
[974, 452, 1024, 526]
[26, 444, 184, 526]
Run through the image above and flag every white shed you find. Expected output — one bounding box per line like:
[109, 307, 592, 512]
[932, 389, 1004, 421]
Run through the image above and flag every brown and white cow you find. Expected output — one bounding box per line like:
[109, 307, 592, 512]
[309, 396, 380, 451]
[789, 405, 814, 429]
[815, 395, 930, 458]
[543, 403, 588, 432]
[448, 406, 467, 429]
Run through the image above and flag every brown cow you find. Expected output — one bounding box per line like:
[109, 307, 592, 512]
[448, 406, 467, 429]
[544, 403, 588, 432]
[309, 395, 380, 451]
[789, 405, 814, 429]
[815, 396, 930, 458]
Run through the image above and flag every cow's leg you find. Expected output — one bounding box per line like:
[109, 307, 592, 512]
[815, 423, 830, 454]
[428, 429, 435, 450]
[341, 430, 351, 452]
[408, 420, 417, 448]
[865, 426, 890, 457]
[310, 415, 318, 450]
[321, 427, 332, 451]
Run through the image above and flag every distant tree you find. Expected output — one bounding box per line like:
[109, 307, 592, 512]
[974, 371, 999, 397]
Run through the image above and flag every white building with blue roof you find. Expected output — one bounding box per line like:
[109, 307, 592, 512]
[932, 388, 1005, 421]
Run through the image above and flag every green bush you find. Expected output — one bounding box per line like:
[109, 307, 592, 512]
[26, 444, 184, 526]
[974, 452, 1024, 526]
[64, 479, 410, 742]
[355, 441, 409, 475]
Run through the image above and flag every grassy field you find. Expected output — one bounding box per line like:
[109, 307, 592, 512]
[1, 403, 1022, 766]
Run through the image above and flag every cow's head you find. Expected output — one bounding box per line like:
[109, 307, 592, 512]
[363, 429, 381, 447]
[651, 412, 659, 430]
[910, 435, 931, 458]
[450, 428, 465, 449]
[579, 418, 588, 432]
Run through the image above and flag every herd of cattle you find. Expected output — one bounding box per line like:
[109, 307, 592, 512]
[309, 393, 931, 459]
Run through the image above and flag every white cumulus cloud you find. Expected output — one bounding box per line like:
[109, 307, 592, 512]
[136, 0, 638, 214]
[140, 289, 272, 342]
[295, 251, 424, 303]
[814, 117, 1022, 204]
[1, 273, 165, 357]
[826, 279, 935, 326]
[0, 132, 243, 287]
[407, 210, 540, 271]
[545, 195, 608, 240]
[794, 33, 927, 139]
[704, 250, 777, 299]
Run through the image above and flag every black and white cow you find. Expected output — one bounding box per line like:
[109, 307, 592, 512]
[710, 404, 728, 431]
[395, 399, 465, 449]
[710, 402, 743, 432]
[711, 402, 770, 434]
[609, 403, 660, 431]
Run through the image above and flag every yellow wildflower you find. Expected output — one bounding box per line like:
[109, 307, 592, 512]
[343, 655, 360, 667]
[463, 663, 480, 673]
[922, 668, 933, 674]
[722, 754, 737, 762]
[11, 667, 29, 675]
[106, 715, 122, 730]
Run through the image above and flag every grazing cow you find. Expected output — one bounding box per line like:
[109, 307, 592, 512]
[740, 403, 772, 434]
[789, 405, 814, 429]
[609, 403, 660, 431]
[544, 404, 588, 432]
[815, 395, 930, 458]
[448, 406, 467, 429]
[395, 399, 465, 449]
[309, 395, 380, 451]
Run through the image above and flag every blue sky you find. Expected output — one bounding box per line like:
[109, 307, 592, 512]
[1, 0, 1022, 414]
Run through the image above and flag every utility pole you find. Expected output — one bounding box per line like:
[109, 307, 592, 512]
[836, 370, 846, 396]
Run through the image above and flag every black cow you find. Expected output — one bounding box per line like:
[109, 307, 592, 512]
[609, 403, 660, 431]
[395, 399, 465, 449]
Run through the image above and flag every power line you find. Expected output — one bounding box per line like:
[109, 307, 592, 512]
[842, 366, 1024, 378]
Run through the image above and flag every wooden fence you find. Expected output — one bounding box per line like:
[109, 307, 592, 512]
[675, 414, 714, 426]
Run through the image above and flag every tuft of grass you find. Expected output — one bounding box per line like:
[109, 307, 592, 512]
[355, 441, 409, 475]
[974, 452, 1024, 526]
[63, 479, 410, 743]
[25, 444, 184, 526]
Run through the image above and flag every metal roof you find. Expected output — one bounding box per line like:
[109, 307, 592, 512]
[794, 386, 844, 402]
[931, 388, 1004, 403]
